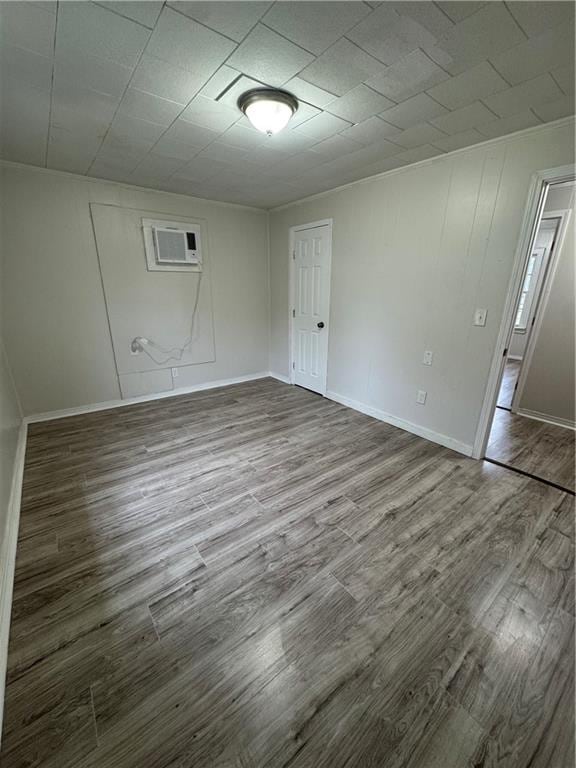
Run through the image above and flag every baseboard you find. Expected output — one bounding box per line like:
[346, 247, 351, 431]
[0, 421, 27, 743]
[25, 371, 271, 424]
[507, 355, 523, 361]
[326, 390, 474, 457]
[515, 408, 576, 431]
[268, 371, 291, 384]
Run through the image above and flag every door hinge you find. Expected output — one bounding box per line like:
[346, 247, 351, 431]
[292, 361, 295, 369]
[503, 347, 508, 357]
[292, 251, 296, 260]
[531, 315, 536, 327]
[292, 308, 295, 318]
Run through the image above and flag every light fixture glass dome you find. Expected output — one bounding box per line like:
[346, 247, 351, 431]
[238, 89, 298, 136]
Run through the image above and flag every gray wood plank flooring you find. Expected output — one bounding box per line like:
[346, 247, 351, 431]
[1, 378, 574, 767]
[487, 407, 575, 492]
[497, 359, 521, 409]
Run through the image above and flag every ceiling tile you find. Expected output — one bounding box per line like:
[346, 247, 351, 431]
[47, 131, 100, 174]
[476, 110, 542, 139]
[426, 61, 508, 111]
[490, 23, 574, 85]
[395, 144, 445, 163]
[379, 93, 448, 129]
[95, 2, 164, 29]
[391, 122, 448, 149]
[325, 85, 394, 123]
[95, 138, 151, 171]
[0, 44, 53, 93]
[506, 1, 574, 38]
[118, 88, 185, 126]
[425, 3, 526, 75]
[56, 2, 150, 68]
[88, 160, 135, 182]
[195, 141, 249, 163]
[431, 128, 484, 153]
[52, 74, 120, 122]
[173, 156, 229, 183]
[262, 1, 370, 55]
[347, 3, 448, 66]
[294, 112, 352, 141]
[262, 130, 318, 153]
[387, 2, 454, 39]
[283, 77, 338, 108]
[435, 3, 486, 23]
[131, 55, 205, 105]
[298, 38, 386, 96]
[109, 113, 166, 144]
[227, 24, 314, 87]
[311, 134, 363, 161]
[431, 101, 498, 134]
[0, 2, 56, 57]
[151, 137, 202, 162]
[50, 106, 109, 142]
[288, 102, 323, 129]
[532, 95, 575, 123]
[339, 116, 401, 145]
[551, 65, 574, 96]
[366, 49, 450, 102]
[216, 75, 265, 108]
[198, 66, 242, 99]
[180, 95, 240, 132]
[146, 8, 236, 76]
[218, 124, 269, 150]
[130, 154, 182, 181]
[168, 1, 270, 42]
[0, 133, 47, 166]
[54, 46, 133, 99]
[483, 73, 563, 118]
[161, 119, 220, 149]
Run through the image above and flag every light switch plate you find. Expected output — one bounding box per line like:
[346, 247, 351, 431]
[474, 308, 487, 327]
[416, 389, 427, 405]
[172, 367, 179, 377]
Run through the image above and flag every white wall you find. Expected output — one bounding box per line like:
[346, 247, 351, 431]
[0, 164, 269, 415]
[519, 183, 575, 425]
[269, 120, 575, 453]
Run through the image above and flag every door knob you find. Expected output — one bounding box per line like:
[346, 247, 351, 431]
[317, 321, 325, 329]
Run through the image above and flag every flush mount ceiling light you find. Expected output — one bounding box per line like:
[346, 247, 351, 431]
[238, 88, 298, 136]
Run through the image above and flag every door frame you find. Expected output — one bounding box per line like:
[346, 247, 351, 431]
[511, 207, 572, 413]
[288, 219, 333, 394]
[472, 164, 575, 459]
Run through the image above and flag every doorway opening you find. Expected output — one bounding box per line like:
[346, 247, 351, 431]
[289, 219, 332, 396]
[476, 170, 575, 493]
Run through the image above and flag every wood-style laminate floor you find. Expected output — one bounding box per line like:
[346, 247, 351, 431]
[497, 359, 521, 409]
[487, 408, 575, 493]
[2, 378, 574, 768]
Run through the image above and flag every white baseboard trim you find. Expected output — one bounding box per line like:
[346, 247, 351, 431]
[515, 408, 576, 431]
[25, 371, 272, 424]
[326, 390, 474, 457]
[0, 421, 27, 743]
[268, 371, 291, 384]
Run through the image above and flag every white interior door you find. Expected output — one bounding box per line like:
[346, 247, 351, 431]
[291, 223, 332, 395]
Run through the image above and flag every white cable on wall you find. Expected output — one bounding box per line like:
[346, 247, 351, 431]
[131, 271, 204, 366]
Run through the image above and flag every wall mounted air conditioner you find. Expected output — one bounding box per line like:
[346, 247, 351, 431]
[142, 218, 203, 272]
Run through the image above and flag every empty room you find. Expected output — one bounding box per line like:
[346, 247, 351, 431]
[0, 1, 574, 767]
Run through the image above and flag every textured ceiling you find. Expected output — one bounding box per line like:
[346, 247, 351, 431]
[0, 1, 574, 208]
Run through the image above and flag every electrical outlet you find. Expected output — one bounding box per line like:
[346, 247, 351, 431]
[171, 367, 179, 377]
[473, 308, 487, 327]
[422, 350, 433, 366]
[416, 390, 427, 405]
